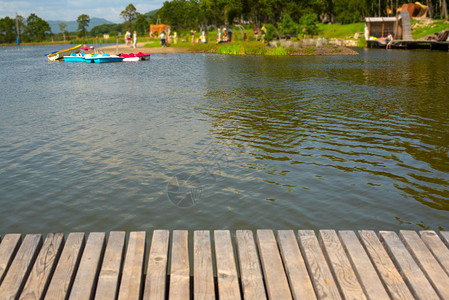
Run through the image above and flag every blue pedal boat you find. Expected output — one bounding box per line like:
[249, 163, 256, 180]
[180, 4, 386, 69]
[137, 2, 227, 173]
[63, 53, 86, 62]
[93, 53, 124, 63]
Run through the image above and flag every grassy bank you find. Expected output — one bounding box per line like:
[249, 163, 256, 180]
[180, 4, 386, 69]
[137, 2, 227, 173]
[148, 40, 357, 56]
[411, 19, 449, 39]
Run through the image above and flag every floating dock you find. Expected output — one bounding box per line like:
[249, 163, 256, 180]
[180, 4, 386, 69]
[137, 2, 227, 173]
[367, 39, 449, 51]
[0, 230, 448, 299]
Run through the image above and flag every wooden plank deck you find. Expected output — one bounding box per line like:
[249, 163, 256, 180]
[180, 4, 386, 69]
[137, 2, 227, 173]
[0, 230, 448, 299]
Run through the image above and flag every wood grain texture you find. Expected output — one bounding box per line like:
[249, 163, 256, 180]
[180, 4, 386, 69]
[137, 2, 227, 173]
[441, 231, 449, 247]
[193, 230, 215, 300]
[319, 230, 366, 300]
[297, 230, 341, 300]
[69, 232, 105, 300]
[20, 233, 64, 300]
[0, 234, 21, 284]
[95, 231, 126, 300]
[358, 230, 413, 300]
[214, 230, 240, 300]
[168, 230, 190, 300]
[45, 232, 85, 300]
[379, 231, 439, 300]
[235, 230, 266, 300]
[0, 234, 42, 300]
[143, 230, 170, 300]
[277, 230, 316, 300]
[118, 231, 146, 300]
[420, 231, 449, 276]
[338, 230, 389, 300]
[400, 230, 449, 299]
[256, 230, 292, 300]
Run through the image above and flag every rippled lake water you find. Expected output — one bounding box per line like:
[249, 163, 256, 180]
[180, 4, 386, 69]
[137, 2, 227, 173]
[0, 45, 448, 234]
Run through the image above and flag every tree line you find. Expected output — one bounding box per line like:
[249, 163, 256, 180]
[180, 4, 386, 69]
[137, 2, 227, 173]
[1, 0, 447, 44]
[156, 0, 448, 29]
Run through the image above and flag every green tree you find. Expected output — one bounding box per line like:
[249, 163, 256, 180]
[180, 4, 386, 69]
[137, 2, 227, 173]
[120, 3, 138, 28]
[0, 17, 15, 43]
[299, 13, 319, 37]
[135, 13, 148, 35]
[59, 22, 67, 41]
[277, 14, 298, 36]
[77, 14, 90, 38]
[25, 13, 51, 42]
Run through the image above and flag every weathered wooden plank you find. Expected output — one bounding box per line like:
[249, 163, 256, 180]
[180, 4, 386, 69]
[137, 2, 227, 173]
[95, 231, 126, 300]
[420, 231, 449, 276]
[45, 232, 85, 300]
[0, 234, 42, 299]
[143, 230, 170, 300]
[379, 231, 439, 300]
[277, 230, 315, 300]
[214, 230, 240, 300]
[193, 230, 215, 300]
[118, 231, 146, 300]
[69, 232, 105, 300]
[235, 230, 266, 300]
[441, 231, 449, 247]
[358, 230, 413, 300]
[0, 234, 21, 284]
[256, 230, 292, 300]
[400, 230, 449, 299]
[319, 230, 366, 300]
[168, 230, 190, 300]
[338, 230, 389, 300]
[20, 233, 64, 300]
[297, 230, 341, 299]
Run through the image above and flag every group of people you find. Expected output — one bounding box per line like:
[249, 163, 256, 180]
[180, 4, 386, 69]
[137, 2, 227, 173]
[253, 24, 266, 42]
[216, 27, 233, 43]
[124, 30, 137, 48]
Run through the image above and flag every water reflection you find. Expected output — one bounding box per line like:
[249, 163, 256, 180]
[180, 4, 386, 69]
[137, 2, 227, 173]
[0, 47, 448, 233]
[200, 52, 449, 217]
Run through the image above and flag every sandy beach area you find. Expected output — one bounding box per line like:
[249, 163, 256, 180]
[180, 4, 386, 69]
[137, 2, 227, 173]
[96, 42, 189, 54]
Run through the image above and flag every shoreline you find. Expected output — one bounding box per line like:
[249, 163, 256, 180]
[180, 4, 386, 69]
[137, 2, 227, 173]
[95, 41, 358, 56]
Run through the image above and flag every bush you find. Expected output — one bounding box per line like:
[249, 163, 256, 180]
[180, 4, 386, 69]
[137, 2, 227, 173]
[299, 13, 320, 37]
[264, 24, 279, 42]
[277, 14, 298, 36]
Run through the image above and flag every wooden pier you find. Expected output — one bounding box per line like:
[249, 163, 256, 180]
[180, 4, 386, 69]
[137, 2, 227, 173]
[0, 230, 448, 299]
[367, 39, 449, 51]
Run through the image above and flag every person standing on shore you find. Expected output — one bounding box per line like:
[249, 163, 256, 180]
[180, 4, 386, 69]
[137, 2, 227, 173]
[253, 26, 259, 41]
[124, 30, 130, 45]
[191, 29, 195, 44]
[160, 31, 166, 47]
[218, 28, 222, 41]
[261, 24, 266, 42]
[133, 31, 137, 48]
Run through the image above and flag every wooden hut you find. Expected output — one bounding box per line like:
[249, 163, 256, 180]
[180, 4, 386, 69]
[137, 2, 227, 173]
[364, 17, 397, 40]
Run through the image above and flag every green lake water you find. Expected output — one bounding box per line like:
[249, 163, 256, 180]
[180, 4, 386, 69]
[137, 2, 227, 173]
[0, 45, 448, 234]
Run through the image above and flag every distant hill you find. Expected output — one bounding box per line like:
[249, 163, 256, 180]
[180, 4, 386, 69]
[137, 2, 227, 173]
[48, 18, 115, 33]
[146, 9, 160, 17]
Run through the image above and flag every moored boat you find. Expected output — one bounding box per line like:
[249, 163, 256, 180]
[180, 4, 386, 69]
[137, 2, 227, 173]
[81, 44, 95, 51]
[47, 44, 81, 61]
[63, 53, 86, 62]
[120, 52, 151, 62]
[94, 53, 124, 63]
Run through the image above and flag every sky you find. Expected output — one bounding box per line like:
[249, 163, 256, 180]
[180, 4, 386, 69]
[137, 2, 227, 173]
[0, 0, 163, 23]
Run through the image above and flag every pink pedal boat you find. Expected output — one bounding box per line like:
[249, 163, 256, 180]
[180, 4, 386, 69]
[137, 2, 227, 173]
[120, 52, 151, 62]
